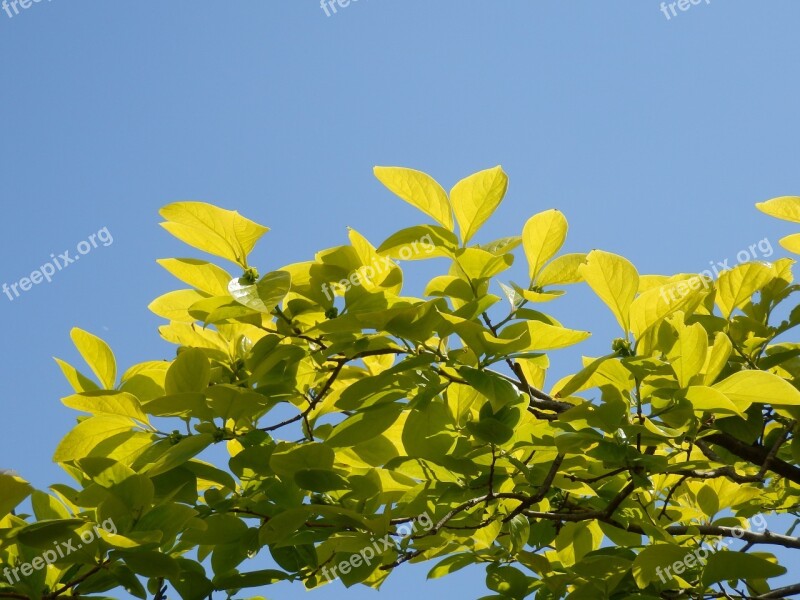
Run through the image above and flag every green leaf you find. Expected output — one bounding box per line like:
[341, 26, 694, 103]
[213, 569, 289, 590]
[16, 519, 86, 548]
[70, 328, 116, 389]
[632, 544, 692, 588]
[402, 401, 456, 459]
[451, 166, 508, 244]
[374, 166, 454, 230]
[142, 434, 214, 477]
[114, 551, 181, 579]
[428, 554, 477, 579]
[165, 348, 211, 395]
[467, 417, 514, 444]
[458, 367, 519, 412]
[228, 270, 291, 314]
[580, 250, 638, 334]
[294, 469, 350, 492]
[269, 442, 335, 477]
[701, 551, 786, 585]
[522, 209, 568, 280]
[160, 201, 269, 268]
[326, 403, 404, 447]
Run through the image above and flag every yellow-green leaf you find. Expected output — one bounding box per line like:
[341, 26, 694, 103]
[501, 320, 590, 352]
[632, 544, 692, 588]
[62, 391, 150, 425]
[716, 262, 775, 319]
[701, 551, 786, 585]
[684, 386, 745, 417]
[53, 358, 100, 393]
[536, 253, 587, 287]
[228, 270, 291, 314]
[630, 277, 707, 340]
[451, 166, 508, 244]
[160, 201, 269, 268]
[701, 333, 733, 385]
[53, 416, 135, 462]
[70, 328, 116, 389]
[779, 233, 800, 254]
[579, 250, 638, 333]
[713, 371, 800, 408]
[157, 258, 232, 296]
[667, 320, 707, 387]
[0, 473, 33, 518]
[522, 210, 568, 280]
[148, 289, 210, 323]
[756, 196, 800, 223]
[373, 166, 453, 231]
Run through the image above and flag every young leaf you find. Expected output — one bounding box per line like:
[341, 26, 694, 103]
[165, 348, 211, 395]
[716, 262, 775, 319]
[667, 320, 707, 387]
[160, 201, 269, 268]
[157, 258, 232, 296]
[756, 196, 800, 223]
[70, 328, 117, 389]
[53, 415, 135, 462]
[713, 370, 800, 407]
[522, 209, 568, 280]
[228, 270, 291, 314]
[53, 358, 100, 393]
[378, 225, 459, 259]
[0, 473, 33, 519]
[450, 166, 508, 244]
[536, 253, 587, 287]
[373, 166, 454, 231]
[579, 250, 639, 334]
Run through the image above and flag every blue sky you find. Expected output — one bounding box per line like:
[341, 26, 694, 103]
[2, 1, 800, 598]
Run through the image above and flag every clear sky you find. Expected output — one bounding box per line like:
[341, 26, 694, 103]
[2, 1, 800, 598]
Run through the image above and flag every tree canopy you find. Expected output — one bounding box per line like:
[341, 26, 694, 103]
[3, 166, 800, 599]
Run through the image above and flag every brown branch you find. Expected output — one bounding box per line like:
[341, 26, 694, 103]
[503, 454, 565, 522]
[480, 311, 574, 416]
[755, 582, 800, 599]
[703, 431, 800, 485]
